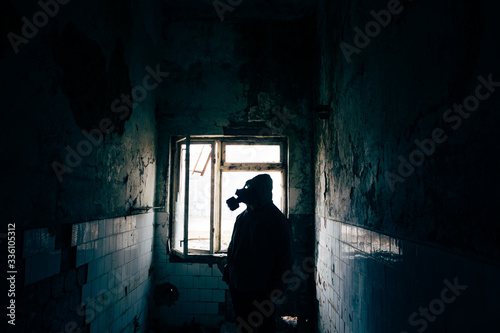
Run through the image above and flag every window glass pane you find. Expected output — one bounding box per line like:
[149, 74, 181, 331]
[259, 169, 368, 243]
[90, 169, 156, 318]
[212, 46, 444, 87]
[188, 144, 212, 251]
[173, 144, 186, 253]
[225, 145, 280, 163]
[220, 171, 283, 252]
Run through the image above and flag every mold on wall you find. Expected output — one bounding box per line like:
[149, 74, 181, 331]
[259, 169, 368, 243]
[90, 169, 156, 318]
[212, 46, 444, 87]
[154, 18, 317, 214]
[152, 16, 318, 329]
[1, 0, 164, 332]
[315, 0, 500, 261]
[314, 0, 500, 331]
[3, 0, 160, 227]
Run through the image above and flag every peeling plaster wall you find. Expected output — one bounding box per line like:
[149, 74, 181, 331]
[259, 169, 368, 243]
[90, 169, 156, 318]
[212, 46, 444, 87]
[155, 20, 317, 213]
[3, 0, 160, 225]
[1, 0, 163, 332]
[315, 0, 500, 267]
[314, 0, 500, 331]
[152, 18, 318, 328]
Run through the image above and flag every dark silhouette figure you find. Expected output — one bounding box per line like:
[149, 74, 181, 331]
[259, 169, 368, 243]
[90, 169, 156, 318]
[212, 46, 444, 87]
[223, 174, 294, 333]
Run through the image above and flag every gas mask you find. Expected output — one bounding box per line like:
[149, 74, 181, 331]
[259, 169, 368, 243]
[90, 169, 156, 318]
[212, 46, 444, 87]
[226, 174, 273, 211]
[226, 183, 256, 211]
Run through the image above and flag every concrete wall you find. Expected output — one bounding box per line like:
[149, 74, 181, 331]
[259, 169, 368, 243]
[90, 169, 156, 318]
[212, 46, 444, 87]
[3, 0, 161, 226]
[152, 18, 318, 329]
[314, 0, 500, 331]
[2, 0, 162, 331]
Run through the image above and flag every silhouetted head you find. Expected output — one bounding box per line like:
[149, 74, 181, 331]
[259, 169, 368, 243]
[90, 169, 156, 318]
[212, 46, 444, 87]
[244, 174, 273, 206]
[226, 174, 273, 210]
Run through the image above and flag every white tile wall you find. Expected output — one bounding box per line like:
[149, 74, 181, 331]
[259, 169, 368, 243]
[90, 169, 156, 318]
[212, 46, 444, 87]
[23, 228, 60, 284]
[160, 261, 228, 328]
[316, 218, 499, 333]
[67, 213, 155, 333]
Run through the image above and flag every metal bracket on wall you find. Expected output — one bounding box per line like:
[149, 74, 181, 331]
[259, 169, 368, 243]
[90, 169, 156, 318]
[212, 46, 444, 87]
[129, 206, 165, 214]
[313, 105, 332, 119]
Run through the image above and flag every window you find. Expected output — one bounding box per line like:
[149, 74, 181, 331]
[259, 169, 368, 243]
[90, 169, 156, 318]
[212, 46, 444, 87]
[170, 136, 287, 257]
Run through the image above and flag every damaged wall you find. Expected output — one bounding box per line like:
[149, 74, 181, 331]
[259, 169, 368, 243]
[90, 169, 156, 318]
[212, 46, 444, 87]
[2, 0, 319, 331]
[315, 0, 500, 261]
[1, 0, 163, 332]
[314, 0, 500, 332]
[152, 16, 318, 329]
[3, 0, 159, 225]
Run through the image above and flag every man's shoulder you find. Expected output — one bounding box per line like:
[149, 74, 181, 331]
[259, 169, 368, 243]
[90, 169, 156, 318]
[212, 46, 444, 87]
[263, 203, 287, 221]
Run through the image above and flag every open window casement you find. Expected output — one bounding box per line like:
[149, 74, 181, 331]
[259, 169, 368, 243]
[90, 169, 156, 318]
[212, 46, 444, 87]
[171, 136, 287, 257]
[172, 136, 217, 257]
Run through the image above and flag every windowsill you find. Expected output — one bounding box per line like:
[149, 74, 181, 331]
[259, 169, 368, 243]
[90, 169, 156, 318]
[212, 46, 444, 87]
[169, 251, 227, 264]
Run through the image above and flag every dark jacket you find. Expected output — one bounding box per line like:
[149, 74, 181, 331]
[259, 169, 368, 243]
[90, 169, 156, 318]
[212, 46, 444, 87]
[226, 202, 294, 292]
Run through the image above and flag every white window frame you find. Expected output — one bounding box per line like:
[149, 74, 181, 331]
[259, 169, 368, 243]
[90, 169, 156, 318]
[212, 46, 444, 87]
[169, 136, 288, 258]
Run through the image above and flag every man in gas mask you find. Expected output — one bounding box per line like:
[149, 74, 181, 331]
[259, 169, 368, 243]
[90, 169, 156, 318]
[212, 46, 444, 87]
[222, 174, 294, 333]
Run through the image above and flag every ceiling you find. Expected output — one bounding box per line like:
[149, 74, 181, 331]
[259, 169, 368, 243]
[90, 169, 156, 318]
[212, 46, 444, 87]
[161, 0, 317, 21]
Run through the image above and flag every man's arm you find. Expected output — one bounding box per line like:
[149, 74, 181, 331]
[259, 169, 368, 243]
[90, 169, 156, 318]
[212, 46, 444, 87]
[270, 215, 294, 291]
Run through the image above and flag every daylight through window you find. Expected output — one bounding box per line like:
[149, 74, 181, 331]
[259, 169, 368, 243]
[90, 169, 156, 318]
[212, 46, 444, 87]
[171, 137, 287, 256]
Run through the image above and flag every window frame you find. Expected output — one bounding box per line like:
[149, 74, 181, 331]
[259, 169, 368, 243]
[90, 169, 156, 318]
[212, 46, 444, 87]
[169, 135, 288, 259]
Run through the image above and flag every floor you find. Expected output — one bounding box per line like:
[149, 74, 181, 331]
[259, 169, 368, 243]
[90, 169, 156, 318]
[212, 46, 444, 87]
[159, 317, 302, 333]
